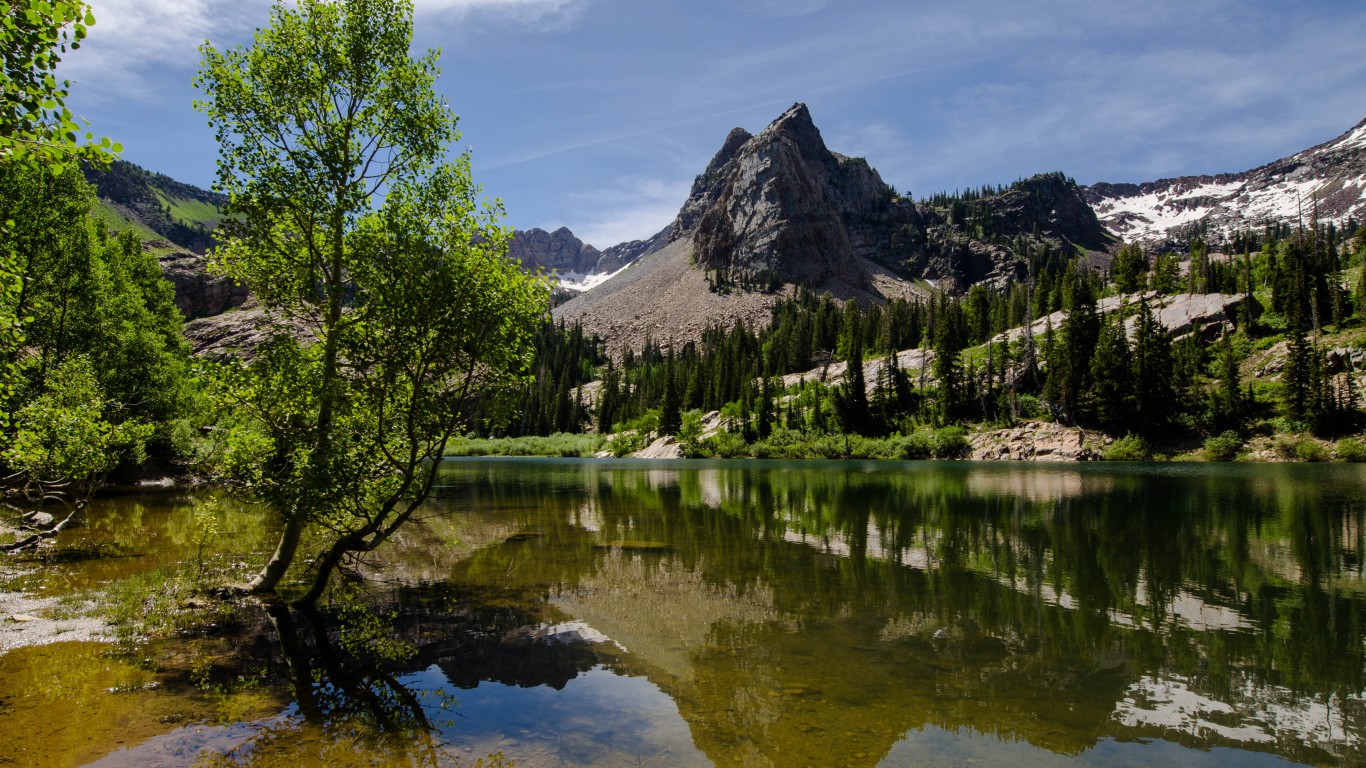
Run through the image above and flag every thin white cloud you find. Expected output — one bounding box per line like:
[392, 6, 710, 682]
[65, 0, 584, 103]
[414, 0, 586, 29]
[567, 177, 689, 248]
[721, 0, 831, 18]
[65, 0, 268, 100]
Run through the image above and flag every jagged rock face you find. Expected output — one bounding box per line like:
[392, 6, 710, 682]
[669, 104, 1109, 296]
[916, 173, 1112, 292]
[508, 225, 672, 289]
[1084, 118, 1366, 243]
[673, 104, 900, 291]
[507, 227, 603, 276]
[151, 242, 249, 319]
[596, 226, 672, 274]
[992, 174, 1110, 250]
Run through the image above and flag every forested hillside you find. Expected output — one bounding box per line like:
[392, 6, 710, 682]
[495, 217, 1366, 461]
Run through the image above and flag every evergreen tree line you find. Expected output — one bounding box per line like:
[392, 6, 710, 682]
[505, 215, 1366, 450]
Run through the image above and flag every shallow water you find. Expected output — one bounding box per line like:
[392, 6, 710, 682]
[2, 459, 1365, 767]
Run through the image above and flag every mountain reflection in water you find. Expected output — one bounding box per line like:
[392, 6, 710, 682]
[0, 458, 1362, 767]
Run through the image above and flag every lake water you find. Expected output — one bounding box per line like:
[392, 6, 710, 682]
[1, 459, 1364, 767]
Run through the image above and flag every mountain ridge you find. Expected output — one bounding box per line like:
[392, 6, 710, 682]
[551, 103, 1111, 350]
[1083, 117, 1366, 242]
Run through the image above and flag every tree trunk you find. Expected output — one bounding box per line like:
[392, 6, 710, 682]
[1, 501, 86, 552]
[291, 532, 358, 607]
[248, 516, 305, 593]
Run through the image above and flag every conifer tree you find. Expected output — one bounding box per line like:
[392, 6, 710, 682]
[1089, 319, 1132, 433]
[1130, 295, 1175, 435]
[834, 328, 872, 435]
[931, 298, 968, 424]
[1111, 243, 1147, 294]
[1056, 279, 1099, 423]
[659, 356, 681, 436]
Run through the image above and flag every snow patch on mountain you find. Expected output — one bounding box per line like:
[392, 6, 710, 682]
[1086, 117, 1366, 243]
[553, 262, 633, 292]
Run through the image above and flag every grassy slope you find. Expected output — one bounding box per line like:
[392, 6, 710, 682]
[91, 200, 161, 242]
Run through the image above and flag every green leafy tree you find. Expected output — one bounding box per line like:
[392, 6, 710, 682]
[196, 0, 547, 604]
[0, 162, 192, 447]
[2, 357, 151, 550]
[0, 0, 119, 172]
[0, 160, 191, 553]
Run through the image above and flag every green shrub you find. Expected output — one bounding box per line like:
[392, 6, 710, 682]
[844, 435, 901, 460]
[1271, 436, 1299, 461]
[930, 426, 968, 458]
[607, 431, 646, 457]
[811, 434, 849, 459]
[1295, 439, 1329, 462]
[1015, 394, 1046, 419]
[1271, 416, 1309, 436]
[701, 431, 748, 458]
[897, 429, 933, 459]
[1335, 437, 1366, 463]
[677, 410, 706, 456]
[444, 433, 602, 458]
[616, 410, 660, 436]
[1102, 434, 1150, 461]
[1203, 431, 1243, 462]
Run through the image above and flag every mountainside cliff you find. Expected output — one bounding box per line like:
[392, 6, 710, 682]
[554, 103, 1112, 348]
[507, 225, 670, 291]
[670, 104, 1111, 295]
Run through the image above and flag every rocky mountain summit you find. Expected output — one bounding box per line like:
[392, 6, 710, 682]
[674, 104, 893, 293]
[1084, 118, 1366, 243]
[507, 227, 601, 276]
[671, 103, 1109, 294]
[553, 103, 1111, 349]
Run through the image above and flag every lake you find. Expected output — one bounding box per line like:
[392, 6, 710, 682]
[1, 459, 1363, 767]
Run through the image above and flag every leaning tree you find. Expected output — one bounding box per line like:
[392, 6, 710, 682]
[195, 0, 547, 605]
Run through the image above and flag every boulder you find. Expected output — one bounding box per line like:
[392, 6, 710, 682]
[969, 421, 1108, 462]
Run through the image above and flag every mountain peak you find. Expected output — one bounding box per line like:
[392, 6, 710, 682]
[669, 103, 890, 293]
[761, 102, 823, 148]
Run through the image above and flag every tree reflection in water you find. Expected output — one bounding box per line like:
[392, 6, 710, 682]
[4, 460, 1363, 768]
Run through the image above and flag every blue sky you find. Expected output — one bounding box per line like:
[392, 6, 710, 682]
[63, 0, 1366, 248]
